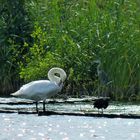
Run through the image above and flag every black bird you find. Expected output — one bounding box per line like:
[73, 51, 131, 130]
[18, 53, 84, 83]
[93, 98, 110, 114]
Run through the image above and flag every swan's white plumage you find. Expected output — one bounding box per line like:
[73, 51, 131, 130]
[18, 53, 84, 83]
[11, 68, 66, 102]
[48, 67, 66, 84]
[12, 80, 60, 101]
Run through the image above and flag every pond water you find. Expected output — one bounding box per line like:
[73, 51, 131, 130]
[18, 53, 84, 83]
[1, 114, 140, 140]
[0, 97, 140, 140]
[1, 97, 140, 114]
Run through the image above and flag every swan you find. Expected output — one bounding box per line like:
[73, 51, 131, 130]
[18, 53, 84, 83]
[11, 67, 67, 112]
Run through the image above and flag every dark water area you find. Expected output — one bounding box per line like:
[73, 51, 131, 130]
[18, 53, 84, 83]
[0, 97, 140, 140]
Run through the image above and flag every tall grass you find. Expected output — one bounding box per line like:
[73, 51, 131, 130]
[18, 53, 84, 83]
[18, 0, 140, 100]
[95, 0, 140, 100]
[0, 0, 33, 95]
[1, 0, 140, 100]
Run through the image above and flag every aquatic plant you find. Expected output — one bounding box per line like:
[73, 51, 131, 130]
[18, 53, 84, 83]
[1, 0, 140, 101]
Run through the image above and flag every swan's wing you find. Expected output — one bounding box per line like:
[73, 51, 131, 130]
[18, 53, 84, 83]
[20, 81, 34, 90]
[28, 81, 60, 99]
[20, 80, 50, 90]
[12, 80, 60, 101]
[12, 80, 50, 97]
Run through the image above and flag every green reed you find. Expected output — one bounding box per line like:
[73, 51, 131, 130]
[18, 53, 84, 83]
[1, 0, 139, 100]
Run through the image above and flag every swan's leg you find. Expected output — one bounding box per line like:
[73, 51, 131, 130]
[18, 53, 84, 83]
[35, 101, 38, 113]
[101, 108, 104, 114]
[43, 100, 46, 112]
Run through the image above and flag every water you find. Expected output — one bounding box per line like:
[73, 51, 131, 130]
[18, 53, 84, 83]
[1, 114, 140, 140]
[1, 97, 140, 114]
[0, 97, 140, 140]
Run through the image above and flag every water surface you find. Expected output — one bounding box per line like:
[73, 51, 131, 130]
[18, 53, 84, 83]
[0, 97, 140, 140]
[1, 114, 140, 140]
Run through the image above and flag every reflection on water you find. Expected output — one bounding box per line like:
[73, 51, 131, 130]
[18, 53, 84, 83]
[1, 114, 140, 140]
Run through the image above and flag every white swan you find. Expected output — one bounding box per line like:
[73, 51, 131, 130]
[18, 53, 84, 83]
[11, 67, 67, 112]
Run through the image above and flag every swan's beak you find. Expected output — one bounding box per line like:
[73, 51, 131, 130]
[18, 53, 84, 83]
[58, 79, 63, 87]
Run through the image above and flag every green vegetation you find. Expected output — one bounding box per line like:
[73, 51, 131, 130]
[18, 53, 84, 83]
[0, 0, 33, 95]
[0, 0, 140, 101]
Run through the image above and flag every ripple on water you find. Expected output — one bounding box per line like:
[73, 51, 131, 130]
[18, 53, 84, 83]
[0, 114, 140, 140]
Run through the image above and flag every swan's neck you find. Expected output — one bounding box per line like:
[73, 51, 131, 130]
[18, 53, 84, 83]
[48, 68, 66, 85]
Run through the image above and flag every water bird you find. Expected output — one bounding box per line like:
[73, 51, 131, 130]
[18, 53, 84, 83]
[94, 59, 112, 98]
[94, 60, 110, 86]
[11, 67, 67, 112]
[93, 98, 110, 114]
